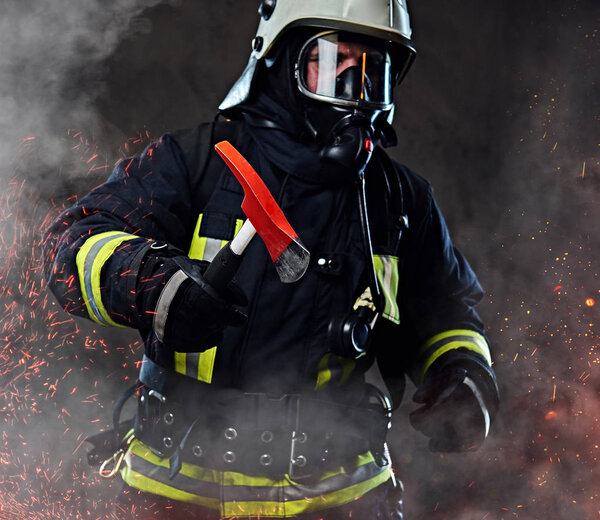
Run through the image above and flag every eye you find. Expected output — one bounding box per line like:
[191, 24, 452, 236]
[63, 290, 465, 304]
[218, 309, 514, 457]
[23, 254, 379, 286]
[336, 52, 349, 65]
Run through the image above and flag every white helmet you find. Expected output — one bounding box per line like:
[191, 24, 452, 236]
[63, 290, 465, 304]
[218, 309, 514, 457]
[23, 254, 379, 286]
[220, 0, 416, 111]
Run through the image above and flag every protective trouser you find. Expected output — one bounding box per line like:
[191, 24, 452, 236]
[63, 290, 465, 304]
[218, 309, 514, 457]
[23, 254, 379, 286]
[113, 477, 403, 520]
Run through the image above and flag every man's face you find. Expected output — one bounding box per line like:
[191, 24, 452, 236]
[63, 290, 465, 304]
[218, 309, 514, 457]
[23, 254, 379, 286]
[300, 35, 391, 105]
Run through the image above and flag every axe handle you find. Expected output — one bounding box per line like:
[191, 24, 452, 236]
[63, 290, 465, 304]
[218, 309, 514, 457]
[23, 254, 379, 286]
[203, 220, 256, 290]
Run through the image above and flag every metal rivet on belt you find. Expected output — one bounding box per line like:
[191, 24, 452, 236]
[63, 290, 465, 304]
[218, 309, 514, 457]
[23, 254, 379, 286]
[162, 436, 173, 449]
[224, 427, 238, 440]
[163, 412, 174, 425]
[223, 451, 236, 464]
[192, 445, 203, 458]
[293, 431, 307, 443]
[261, 430, 274, 443]
[293, 455, 307, 467]
[259, 453, 272, 466]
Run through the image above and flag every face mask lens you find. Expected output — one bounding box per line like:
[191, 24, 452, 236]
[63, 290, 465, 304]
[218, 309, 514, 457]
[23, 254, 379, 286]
[300, 33, 392, 106]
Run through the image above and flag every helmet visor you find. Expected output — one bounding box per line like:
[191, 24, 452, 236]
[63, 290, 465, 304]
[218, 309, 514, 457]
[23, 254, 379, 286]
[297, 32, 393, 109]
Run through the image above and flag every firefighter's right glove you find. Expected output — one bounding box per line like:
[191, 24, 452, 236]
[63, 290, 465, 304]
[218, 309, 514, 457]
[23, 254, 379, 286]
[136, 254, 248, 352]
[409, 359, 499, 453]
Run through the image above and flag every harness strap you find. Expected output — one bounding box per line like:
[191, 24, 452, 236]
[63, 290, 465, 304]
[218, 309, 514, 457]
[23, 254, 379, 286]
[112, 382, 141, 450]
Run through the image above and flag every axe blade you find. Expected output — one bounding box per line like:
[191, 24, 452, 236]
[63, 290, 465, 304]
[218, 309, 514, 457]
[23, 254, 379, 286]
[215, 141, 310, 283]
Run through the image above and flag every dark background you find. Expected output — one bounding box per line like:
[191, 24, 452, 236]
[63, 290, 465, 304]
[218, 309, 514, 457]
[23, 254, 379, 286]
[0, 1, 598, 519]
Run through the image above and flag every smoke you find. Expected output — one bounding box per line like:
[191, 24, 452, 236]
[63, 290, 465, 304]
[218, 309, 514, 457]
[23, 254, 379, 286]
[0, 2, 169, 518]
[0, 1, 176, 170]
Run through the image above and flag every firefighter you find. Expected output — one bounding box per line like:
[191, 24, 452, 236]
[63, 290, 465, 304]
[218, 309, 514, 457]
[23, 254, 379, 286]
[43, 1, 499, 518]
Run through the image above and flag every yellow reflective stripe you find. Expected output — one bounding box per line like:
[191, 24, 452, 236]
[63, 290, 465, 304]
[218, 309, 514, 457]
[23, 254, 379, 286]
[124, 438, 390, 517]
[129, 439, 382, 488]
[121, 465, 220, 510]
[315, 353, 332, 389]
[185, 214, 246, 384]
[76, 231, 137, 327]
[188, 214, 245, 261]
[234, 218, 244, 236]
[420, 329, 491, 362]
[316, 354, 356, 389]
[197, 347, 217, 383]
[419, 329, 492, 382]
[174, 352, 187, 375]
[339, 357, 355, 385]
[221, 465, 391, 518]
[173, 348, 217, 383]
[188, 214, 206, 260]
[128, 438, 222, 482]
[373, 255, 400, 324]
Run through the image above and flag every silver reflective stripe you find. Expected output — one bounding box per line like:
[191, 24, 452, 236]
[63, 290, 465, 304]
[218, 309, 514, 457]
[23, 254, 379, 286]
[153, 269, 188, 342]
[184, 352, 200, 378]
[463, 376, 490, 438]
[83, 232, 131, 325]
[202, 238, 223, 263]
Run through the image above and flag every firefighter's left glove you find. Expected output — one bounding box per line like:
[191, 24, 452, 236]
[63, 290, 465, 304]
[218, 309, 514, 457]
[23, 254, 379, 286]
[136, 254, 248, 352]
[409, 357, 499, 452]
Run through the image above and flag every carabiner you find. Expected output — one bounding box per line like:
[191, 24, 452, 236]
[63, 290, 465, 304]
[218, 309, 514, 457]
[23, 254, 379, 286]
[99, 435, 134, 479]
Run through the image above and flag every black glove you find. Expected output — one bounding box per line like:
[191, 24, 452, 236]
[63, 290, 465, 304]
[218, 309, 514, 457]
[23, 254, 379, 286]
[136, 253, 247, 352]
[409, 356, 499, 452]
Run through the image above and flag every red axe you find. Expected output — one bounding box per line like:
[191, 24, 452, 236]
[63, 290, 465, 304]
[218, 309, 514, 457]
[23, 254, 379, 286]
[202, 141, 310, 289]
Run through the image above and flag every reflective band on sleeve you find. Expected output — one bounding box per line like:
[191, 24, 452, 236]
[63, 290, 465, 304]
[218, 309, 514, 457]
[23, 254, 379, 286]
[76, 231, 138, 326]
[174, 347, 218, 384]
[373, 255, 400, 325]
[153, 269, 188, 343]
[121, 438, 391, 518]
[419, 329, 492, 382]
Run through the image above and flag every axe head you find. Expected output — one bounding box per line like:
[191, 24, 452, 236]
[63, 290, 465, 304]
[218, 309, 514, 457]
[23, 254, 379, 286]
[215, 141, 310, 283]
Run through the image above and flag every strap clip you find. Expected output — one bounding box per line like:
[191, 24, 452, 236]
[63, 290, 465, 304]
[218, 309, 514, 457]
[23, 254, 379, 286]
[99, 434, 134, 479]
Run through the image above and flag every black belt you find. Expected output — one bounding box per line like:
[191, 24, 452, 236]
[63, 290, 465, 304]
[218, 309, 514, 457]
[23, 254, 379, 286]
[137, 355, 391, 480]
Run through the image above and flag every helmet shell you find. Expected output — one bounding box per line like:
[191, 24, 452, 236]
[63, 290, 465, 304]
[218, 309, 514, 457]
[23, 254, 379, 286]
[253, 0, 413, 59]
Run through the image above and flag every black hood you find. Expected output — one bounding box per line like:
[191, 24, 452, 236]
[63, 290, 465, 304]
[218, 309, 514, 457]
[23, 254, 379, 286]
[220, 30, 396, 185]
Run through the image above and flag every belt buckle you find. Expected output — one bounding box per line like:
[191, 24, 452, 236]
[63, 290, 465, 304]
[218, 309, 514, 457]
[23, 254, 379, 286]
[288, 395, 315, 481]
[289, 429, 312, 481]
